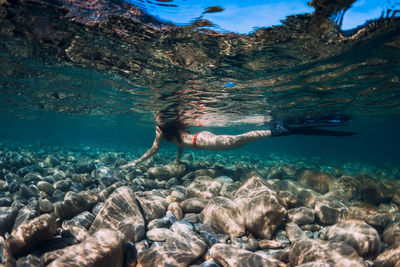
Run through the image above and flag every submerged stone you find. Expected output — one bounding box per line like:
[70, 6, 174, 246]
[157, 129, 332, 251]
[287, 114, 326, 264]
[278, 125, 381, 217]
[231, 236, 259, 252]
[44, 156, 60, 167]
[259, 240, 283, 249]
[19, 165, 42, 177]
[325, 220, 380, 257]
[147, 163, 186, 180]
[62, 211, 95, 230]
[171, 221, 194, 235]
[297, 169, 335, 194]
[0, 236, 14, 266]
[89, 186, 145, 242]
[137, 231, 206, 267]
[16, 254, 41, 266]
[23, 172, 42, 183]
[134, 191, 168, 222]
[0, 181, 8, 192]
[168, 202, 183, 220]
[0, 206, 18, 235]
[37, 181, 55, 196]
[289, 239, 365, 267]
[219, 183, 239, 199]
[7, 214, 57, 257]
[39, 198, 54, 213]
[75, 160, 96, 174]
[186, 176, 222, 199]
[183, 213, 199, 224]
[19, 184, 37, 199]
[209, 243, 279, 267]
[286, 222, 308, 244]
[53, 179, 71, 192]
[181, 198, 209, 213]
[287, 207, 315, 225]
[98, 182, 122, 201]
[147, 217, 170, 230]
[9, 181, 20, 194]
[315, 201, 346, 225]
[374, 241, 400, 267]
[383, 220, 400, 246]
[0, 197, 12, 207]
[234, 176, 286, 239]
[200, 196, 245, 238]
[47, 229, 125, 267]
[146, 228, 174, 242]
[12, 200, 39, 230]
[54, 191, 98, 220]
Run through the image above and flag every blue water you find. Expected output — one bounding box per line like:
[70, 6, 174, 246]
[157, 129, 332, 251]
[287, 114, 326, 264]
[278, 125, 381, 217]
[1, 2, 400, 265]
[0, 0, 399, 175]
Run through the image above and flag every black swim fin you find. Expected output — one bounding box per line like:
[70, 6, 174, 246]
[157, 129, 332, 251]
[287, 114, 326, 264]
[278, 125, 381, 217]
[287, 126, 357, 136]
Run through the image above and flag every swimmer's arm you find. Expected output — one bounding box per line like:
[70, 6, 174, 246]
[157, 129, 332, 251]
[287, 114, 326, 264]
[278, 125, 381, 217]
[121, 126, 162, 169]
[175, 147, 183, 163]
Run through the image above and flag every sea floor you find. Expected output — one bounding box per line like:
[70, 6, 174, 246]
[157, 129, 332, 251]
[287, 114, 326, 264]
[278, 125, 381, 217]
[0, 141, 399, 266]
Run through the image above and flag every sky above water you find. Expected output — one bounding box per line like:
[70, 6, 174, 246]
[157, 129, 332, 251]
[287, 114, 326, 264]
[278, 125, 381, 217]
[126, 0, 399, 33]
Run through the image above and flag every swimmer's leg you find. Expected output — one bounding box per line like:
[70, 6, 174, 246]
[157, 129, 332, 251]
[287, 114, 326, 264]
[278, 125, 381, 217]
[204, 130, 272, 150]
[175, 147, 183, 163]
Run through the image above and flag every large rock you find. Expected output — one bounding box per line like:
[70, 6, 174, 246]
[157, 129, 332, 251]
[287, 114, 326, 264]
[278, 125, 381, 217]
[287, 207, 315, 225]
[89, 186, 145, 242]
[48, 229, 125, 267]
[0, 236, 14, 266]
[168, 202, 183, 220]
[44, 156, 60, 167]
[234, 176, 286, 239]
[200, 196, 245, 238]
[357, 174, 394, 205]
[75, 160, 96, 174]
[93, 165, 125, 186]
[98, 182, 122, 201]
[209, 243, 279, 267]
[19, 184, 37, 199]
[7, 214, 57, 257]
[137, 232, 206, 267]
[53, 179, 71, 192]
[325, 220, 380, 257]
[266, 179, 319, 208]
[16, 255, 41, 266]
[383, 220, 400, 245]
[219, 182, 239, 199]
[37, 181, 55, 196]
[12, 200, 39, 230]
[54, 191, 98, 220]
[147, 164, 186, 180]
[286, 222, 308, 244]
[0, 206, 18, 235]
[324, 175, 360, 202]
[341, 204, 392, 228]
[374, 241, 400, 267]
[289, 239, 365, 267]
[297, 169, 335, 194]
[134, 191, 169, 222]
[181, 198, 209, 213]
[62, 211, 95, 230]
[39, 198, 54, 213]
[146, 228, 175, 242]
[315, 201, 347, 225]
[186, 176, 222, 199]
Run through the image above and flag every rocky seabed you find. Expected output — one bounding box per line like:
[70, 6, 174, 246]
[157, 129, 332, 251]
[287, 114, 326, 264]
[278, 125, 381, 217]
[0, 143, 399, 266]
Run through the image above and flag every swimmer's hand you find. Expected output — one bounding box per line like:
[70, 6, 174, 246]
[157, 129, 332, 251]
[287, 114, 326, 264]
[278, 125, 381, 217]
[120, 161, 138, 169]
[270, 123, 290, 137]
